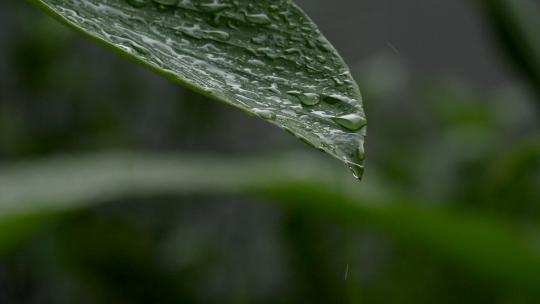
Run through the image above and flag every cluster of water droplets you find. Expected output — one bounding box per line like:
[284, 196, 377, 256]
[47, 0, 366, 177]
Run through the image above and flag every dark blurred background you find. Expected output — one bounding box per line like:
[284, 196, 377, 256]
[1, 0, 540, 303]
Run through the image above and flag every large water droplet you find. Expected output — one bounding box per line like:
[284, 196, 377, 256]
[332, 114, 367, 131]
[299, 93, 320, 106]
[287, 91, 320, 106]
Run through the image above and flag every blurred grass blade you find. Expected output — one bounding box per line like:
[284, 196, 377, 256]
[268, 184, 540, 295]
[476, 0, 540, 101]
[1, 152, 540, 295]
[27, 0, 366, 175]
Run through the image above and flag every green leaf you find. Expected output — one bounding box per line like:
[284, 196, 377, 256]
[1, 152, 540, 295]
[28, 0, 367, 176]
[476, 0, 540, 104]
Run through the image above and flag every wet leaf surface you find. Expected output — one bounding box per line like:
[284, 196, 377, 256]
[29, 0, 366, 177]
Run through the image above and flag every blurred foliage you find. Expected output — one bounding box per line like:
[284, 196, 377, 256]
[476, 0, 540, 104]
[1, 0, 540, 303]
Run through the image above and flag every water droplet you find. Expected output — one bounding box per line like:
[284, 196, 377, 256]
[287, 22, 298, 29]
[316, 39, 332, 52]
[204, 30, 231, 41]
[298, 93, 320, 106]
[306, 39, 317, 49]
[287, 91, 319, 106]
[316, 55, 327, 63]
[332, 114, 367, 131]
[227, 20, 239, 30]
[332, 77, 344, 86]
[348, 163, 364, 180]
[287, 90, 302, 96]
[257, 47, 279, 59]
[268, 4, 280, 12]
[251, 35, 267, 45]
[322, 94, 348, 104]
[263, 83, 280, 94]
[244, 13, 272, 25]
[197, 2, 230, 13]
[285, 48, 302, 55]
[253, 109, 276, 120]
[248, 59, 265, 67]
[129, 41, 149, 55]
[357, 144, 366, 161]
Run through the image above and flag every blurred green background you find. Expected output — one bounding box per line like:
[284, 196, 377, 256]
[1, 0, 540, 303]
